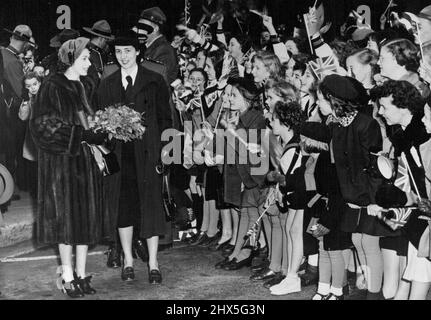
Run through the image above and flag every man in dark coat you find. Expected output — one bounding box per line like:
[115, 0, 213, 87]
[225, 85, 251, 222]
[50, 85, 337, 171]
[135, 7, 179, 85]
[83, 20, 116, 86]
[133, 7, 180, 249]
[97, 32, 172, 284]
[1, 25, 34, 210]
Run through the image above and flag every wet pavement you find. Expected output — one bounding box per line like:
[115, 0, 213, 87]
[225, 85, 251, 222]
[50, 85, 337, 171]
[0, 241, 426, 301]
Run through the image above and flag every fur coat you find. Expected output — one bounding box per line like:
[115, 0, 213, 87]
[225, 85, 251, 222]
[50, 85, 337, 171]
[30, 73, 103, 245]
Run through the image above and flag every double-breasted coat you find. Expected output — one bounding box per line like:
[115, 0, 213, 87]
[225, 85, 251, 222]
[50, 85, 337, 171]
[97, 66, 172, 240]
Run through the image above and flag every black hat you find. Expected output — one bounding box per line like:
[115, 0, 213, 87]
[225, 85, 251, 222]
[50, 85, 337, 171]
[4, 25, 36, 46]
[83, 20, 115, 40]
[300, 122, 331, 144]
[50, 29, 80, 48]
[112, 30, 140, 50]
[321, 74, 369, 106]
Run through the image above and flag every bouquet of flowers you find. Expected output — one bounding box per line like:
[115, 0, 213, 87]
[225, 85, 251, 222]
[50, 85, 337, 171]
[88, 104, 146, 142]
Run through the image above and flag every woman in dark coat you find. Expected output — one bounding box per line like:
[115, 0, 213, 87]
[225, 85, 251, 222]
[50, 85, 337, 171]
[371, 80, 431, 299]
[97, 33, 172, 284]
[317, 74, 392, 299]
[30, 38, 105, 298]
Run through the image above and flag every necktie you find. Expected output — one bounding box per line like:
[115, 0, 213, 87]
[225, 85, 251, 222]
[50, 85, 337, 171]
[125, 75, 133, 104]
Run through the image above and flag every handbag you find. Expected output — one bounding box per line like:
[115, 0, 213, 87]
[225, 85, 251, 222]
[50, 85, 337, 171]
[88, 144, 120, 177]
[161, 169, 177, 222]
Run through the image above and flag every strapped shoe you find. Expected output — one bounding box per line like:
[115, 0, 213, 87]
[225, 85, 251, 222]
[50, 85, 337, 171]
[324, 293, 344, 300]
[106, 245, 122, 269]
[149, 269, 162, 285]
[121, 267, 135, 282]
[312, 292, 329, 300]
[59, 279, 84, 298]
[77, 276, 96, 295]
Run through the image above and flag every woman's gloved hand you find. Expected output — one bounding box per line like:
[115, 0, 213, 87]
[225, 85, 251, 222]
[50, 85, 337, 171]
[82, 129, 108, 145]
[418, 199, 431, 216]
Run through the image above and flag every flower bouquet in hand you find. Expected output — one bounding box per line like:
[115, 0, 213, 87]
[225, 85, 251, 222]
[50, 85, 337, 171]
[86, 104, 145, 176]
[88, 104, 146, 142]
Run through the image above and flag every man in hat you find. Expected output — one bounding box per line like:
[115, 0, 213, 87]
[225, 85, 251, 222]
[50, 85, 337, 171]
[41, 28, 80, 76]
[134, 7, 180, 250]
[0, 25, 34, 208]
[97, 31, 171, 284]
[134, 7, 179, 85]
[83, 20, 116, 85]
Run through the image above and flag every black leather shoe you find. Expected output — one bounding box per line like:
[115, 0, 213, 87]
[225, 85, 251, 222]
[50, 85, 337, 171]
[106, 245, 122, 269]
[250, 268, 278, 281]
[149, 269, 162, 284]
[300, 265, 319, 286]
[221, 244, 235, 257]
[77, 276, 97, 295]
[223, 256, 253, 271]
[208, 238, 231, 252]
[215, 257, 231, 269]
[184, 232, 199, 244]
[200, 234, 220, 247]
[251, 259, 270, 274]
[133, 239, 148, 262]
[263, 274, 286, 289]
[121, 267, 135, 282]
[190, 232, 208, 246]
[61, 280, 84, 298]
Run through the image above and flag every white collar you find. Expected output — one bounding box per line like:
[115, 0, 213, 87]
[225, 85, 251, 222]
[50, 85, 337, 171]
[121, 64, 139, 89]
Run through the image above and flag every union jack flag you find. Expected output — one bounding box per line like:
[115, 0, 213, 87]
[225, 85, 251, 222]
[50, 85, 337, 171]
[394, 155, 411, 193]
[386, 207, 413, 227]
[184, 0, 191, 27]
[308, 55, 338, 80]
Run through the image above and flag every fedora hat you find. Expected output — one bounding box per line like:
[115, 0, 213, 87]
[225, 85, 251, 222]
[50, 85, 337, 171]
[50, 28, 80, 48]
[3, 25, 36, 46]
[0, 164, 14, 205]
[83, 20, 115, 40]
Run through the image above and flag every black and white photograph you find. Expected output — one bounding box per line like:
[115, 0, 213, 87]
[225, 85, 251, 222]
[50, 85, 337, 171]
[1, 0, 431, 306]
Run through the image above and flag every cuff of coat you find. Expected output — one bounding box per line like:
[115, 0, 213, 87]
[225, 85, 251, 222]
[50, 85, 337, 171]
[311, 33, 324, 50]
[70, 125, 85, 155]
[270, 35, 280, 44]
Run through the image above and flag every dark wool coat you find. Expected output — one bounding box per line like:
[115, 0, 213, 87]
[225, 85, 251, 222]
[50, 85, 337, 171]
[97, 66, 172, 240]
[390, 113, 431, 249]
[223, 108, 267, 208]
[30, 73, 103, 245]
[143, 36, 179, 86]
[331, 112, 393, 236]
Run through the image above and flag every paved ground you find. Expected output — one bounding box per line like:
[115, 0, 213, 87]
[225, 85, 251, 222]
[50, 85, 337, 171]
[0, 241, 370, 301]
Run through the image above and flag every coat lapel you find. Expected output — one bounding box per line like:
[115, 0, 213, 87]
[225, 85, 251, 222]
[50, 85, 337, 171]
[106, 70, 123, 103]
